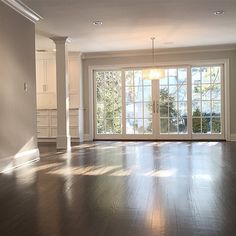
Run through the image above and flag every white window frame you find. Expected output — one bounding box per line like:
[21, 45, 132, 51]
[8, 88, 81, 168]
[88, 59, 230, 141]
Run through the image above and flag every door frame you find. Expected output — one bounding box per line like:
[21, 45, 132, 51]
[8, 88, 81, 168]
[88, 59, 230, 141]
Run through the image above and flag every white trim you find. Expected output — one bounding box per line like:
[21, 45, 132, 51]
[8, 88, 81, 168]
[83, 134, 92, 141]
[230, 134, 236, 141]
[1, 0, 43, 23]
[0, 148, 40, 173]
[88, 59, 230, 141]
[82, 44, 236, 59]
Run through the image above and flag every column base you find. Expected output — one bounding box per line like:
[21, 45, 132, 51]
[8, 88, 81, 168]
[56, 135, 71, 150]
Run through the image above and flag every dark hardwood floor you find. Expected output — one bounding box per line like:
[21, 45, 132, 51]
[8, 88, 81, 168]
[1, 141, 236, 236]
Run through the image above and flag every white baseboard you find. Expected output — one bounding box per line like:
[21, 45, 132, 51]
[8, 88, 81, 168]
[0, 148, 40, 173]
[230, 134, 236, 141]
[83, 134, 93, 141]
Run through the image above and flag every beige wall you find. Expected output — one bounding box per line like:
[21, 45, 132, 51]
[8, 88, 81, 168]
[0, 2, 38, 170]
[82, 48, 236, 136]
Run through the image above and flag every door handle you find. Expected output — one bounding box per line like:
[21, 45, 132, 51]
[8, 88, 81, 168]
[152, 101, 155, 114]
[156, 101, 159, 114]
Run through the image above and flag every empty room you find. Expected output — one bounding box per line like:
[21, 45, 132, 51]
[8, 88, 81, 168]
[1, 0, 236, 235]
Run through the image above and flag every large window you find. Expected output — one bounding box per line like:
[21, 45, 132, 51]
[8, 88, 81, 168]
[192, 66, 222, 134]
[125, 70, 153, 134]
[95, 71, 122, 134]
[94, 64, 224, 140]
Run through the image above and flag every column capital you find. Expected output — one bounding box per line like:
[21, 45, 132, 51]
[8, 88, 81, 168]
[50, 36, 71, 44]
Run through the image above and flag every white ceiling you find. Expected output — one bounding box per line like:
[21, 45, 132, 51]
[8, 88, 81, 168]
[22, 0, 236, 52]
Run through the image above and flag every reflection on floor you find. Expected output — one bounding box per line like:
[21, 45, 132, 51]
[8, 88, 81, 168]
[1, 141, 236, 236]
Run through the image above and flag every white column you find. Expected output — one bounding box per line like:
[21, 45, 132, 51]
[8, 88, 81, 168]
[50, 37, 71, 149]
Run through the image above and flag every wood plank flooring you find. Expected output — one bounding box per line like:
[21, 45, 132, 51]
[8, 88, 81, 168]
[1, 141, 236, 236]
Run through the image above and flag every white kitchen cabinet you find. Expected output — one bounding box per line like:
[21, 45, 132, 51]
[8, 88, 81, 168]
[37, 109, 80, 140]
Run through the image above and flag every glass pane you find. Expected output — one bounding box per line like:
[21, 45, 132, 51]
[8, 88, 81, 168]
[192, 85, 201, 100]
[178, 85, 187, 101]
[134, 87, 143, 102]
[126, 119, 134, 134]
[212, 117, 221, 133]
[179, 102, 187, 117]
[192, 67, 201, 84]
[169, 102, 177, 118]
[126, 87, 134, 103]
[134, 71, 142, 86]
[160, 86, 169, 102]
[211, 84, 221, 100]
[96, 71, 122, 135]
[202, 84, 211, 100]
[97, 119, 105, 134]
[135, 103, 143, 118]
[202, 101, 211, 116]
[192, 101, 201, 116]
[169, 118, 178, 133]
[125, 71, 133, 86]
[144, 119, 152, 134]
[160, 102, 168, 117]
[179, 117, 187, 134]
[144, 102, 152, 118]
[113, 117, 122, 134]
[134, 119, 144, 134]
[202, 67, 211, 83]
[211, 67, 221, 83]
[126, 103, 134, 118]
[160, 118, 168, 133]
[143, 86, 152, 101]
[169, 68, 177, 77]
[202, 117, 210, 133]
[105, 119, 113, 134]
[212, 101, 221, 116]
[160, 74, 168, 85]
[178, 68, 187, 84]
[192, 118, 201, 133]
[169, 86, 178, 101]
[143, 79, 152, 86]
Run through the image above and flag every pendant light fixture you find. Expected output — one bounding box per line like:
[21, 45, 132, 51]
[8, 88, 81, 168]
[142, 37, 164, 80]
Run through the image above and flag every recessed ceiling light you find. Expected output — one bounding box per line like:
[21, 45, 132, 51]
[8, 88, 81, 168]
[214, 10, 225, 15]
[93, 21, 103, 26]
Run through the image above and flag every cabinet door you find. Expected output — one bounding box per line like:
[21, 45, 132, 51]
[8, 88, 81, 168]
[36, 59, 46, 93]
[46, 59, 56, 93]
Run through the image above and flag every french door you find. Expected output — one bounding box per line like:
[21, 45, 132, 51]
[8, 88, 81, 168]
[94, 65, 224, 140]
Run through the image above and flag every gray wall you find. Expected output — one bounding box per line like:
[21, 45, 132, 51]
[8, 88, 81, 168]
[82, 48, 236, 135]
[0, 2, 37, 169]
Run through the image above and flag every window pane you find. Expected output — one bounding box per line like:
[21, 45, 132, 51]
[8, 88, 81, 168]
[135, 103, 143, 118]
[160, 118, 168, 133]
[144, 119, 152, 134]
[143, 86, 152, 101]
[134, 119, 144, 134]
[96, 71, 122, 135]
[178, 68, 187, 84]
[134, 87, 143, 102]
[178, 85, 187, 101]
[212, 101, 221, 116]
[202, 67, 211, 83]
[192, 67, 201, 84]
[134, 71, 142, 86]
[192, 118, 201, 133]
[211, 84, 221, 100]
[160, 102, 168, 117]
[179, 117, 187, 134]
[202, 84, 211, 100]
[126, 119, 134, 134]
[169, 118, 178, 133]
[202, 101, 211, 116]
[192, 85, 201, 100]
[211, 67, 221, 83]
[144, 102, 152, 118]
[126, 103, 134, 118]
[212, 117, 221, 133]
[126, 87, 134, 103]
[125, 71, 133, 86]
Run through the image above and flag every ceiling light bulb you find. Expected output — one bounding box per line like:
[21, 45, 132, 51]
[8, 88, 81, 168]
[214, 10, 224, 15]
[93, 21, 103, 26]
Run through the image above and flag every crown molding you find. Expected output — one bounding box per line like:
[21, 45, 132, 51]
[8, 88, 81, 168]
[81, 44, 236, 60]
[1, 0, 43, 23]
